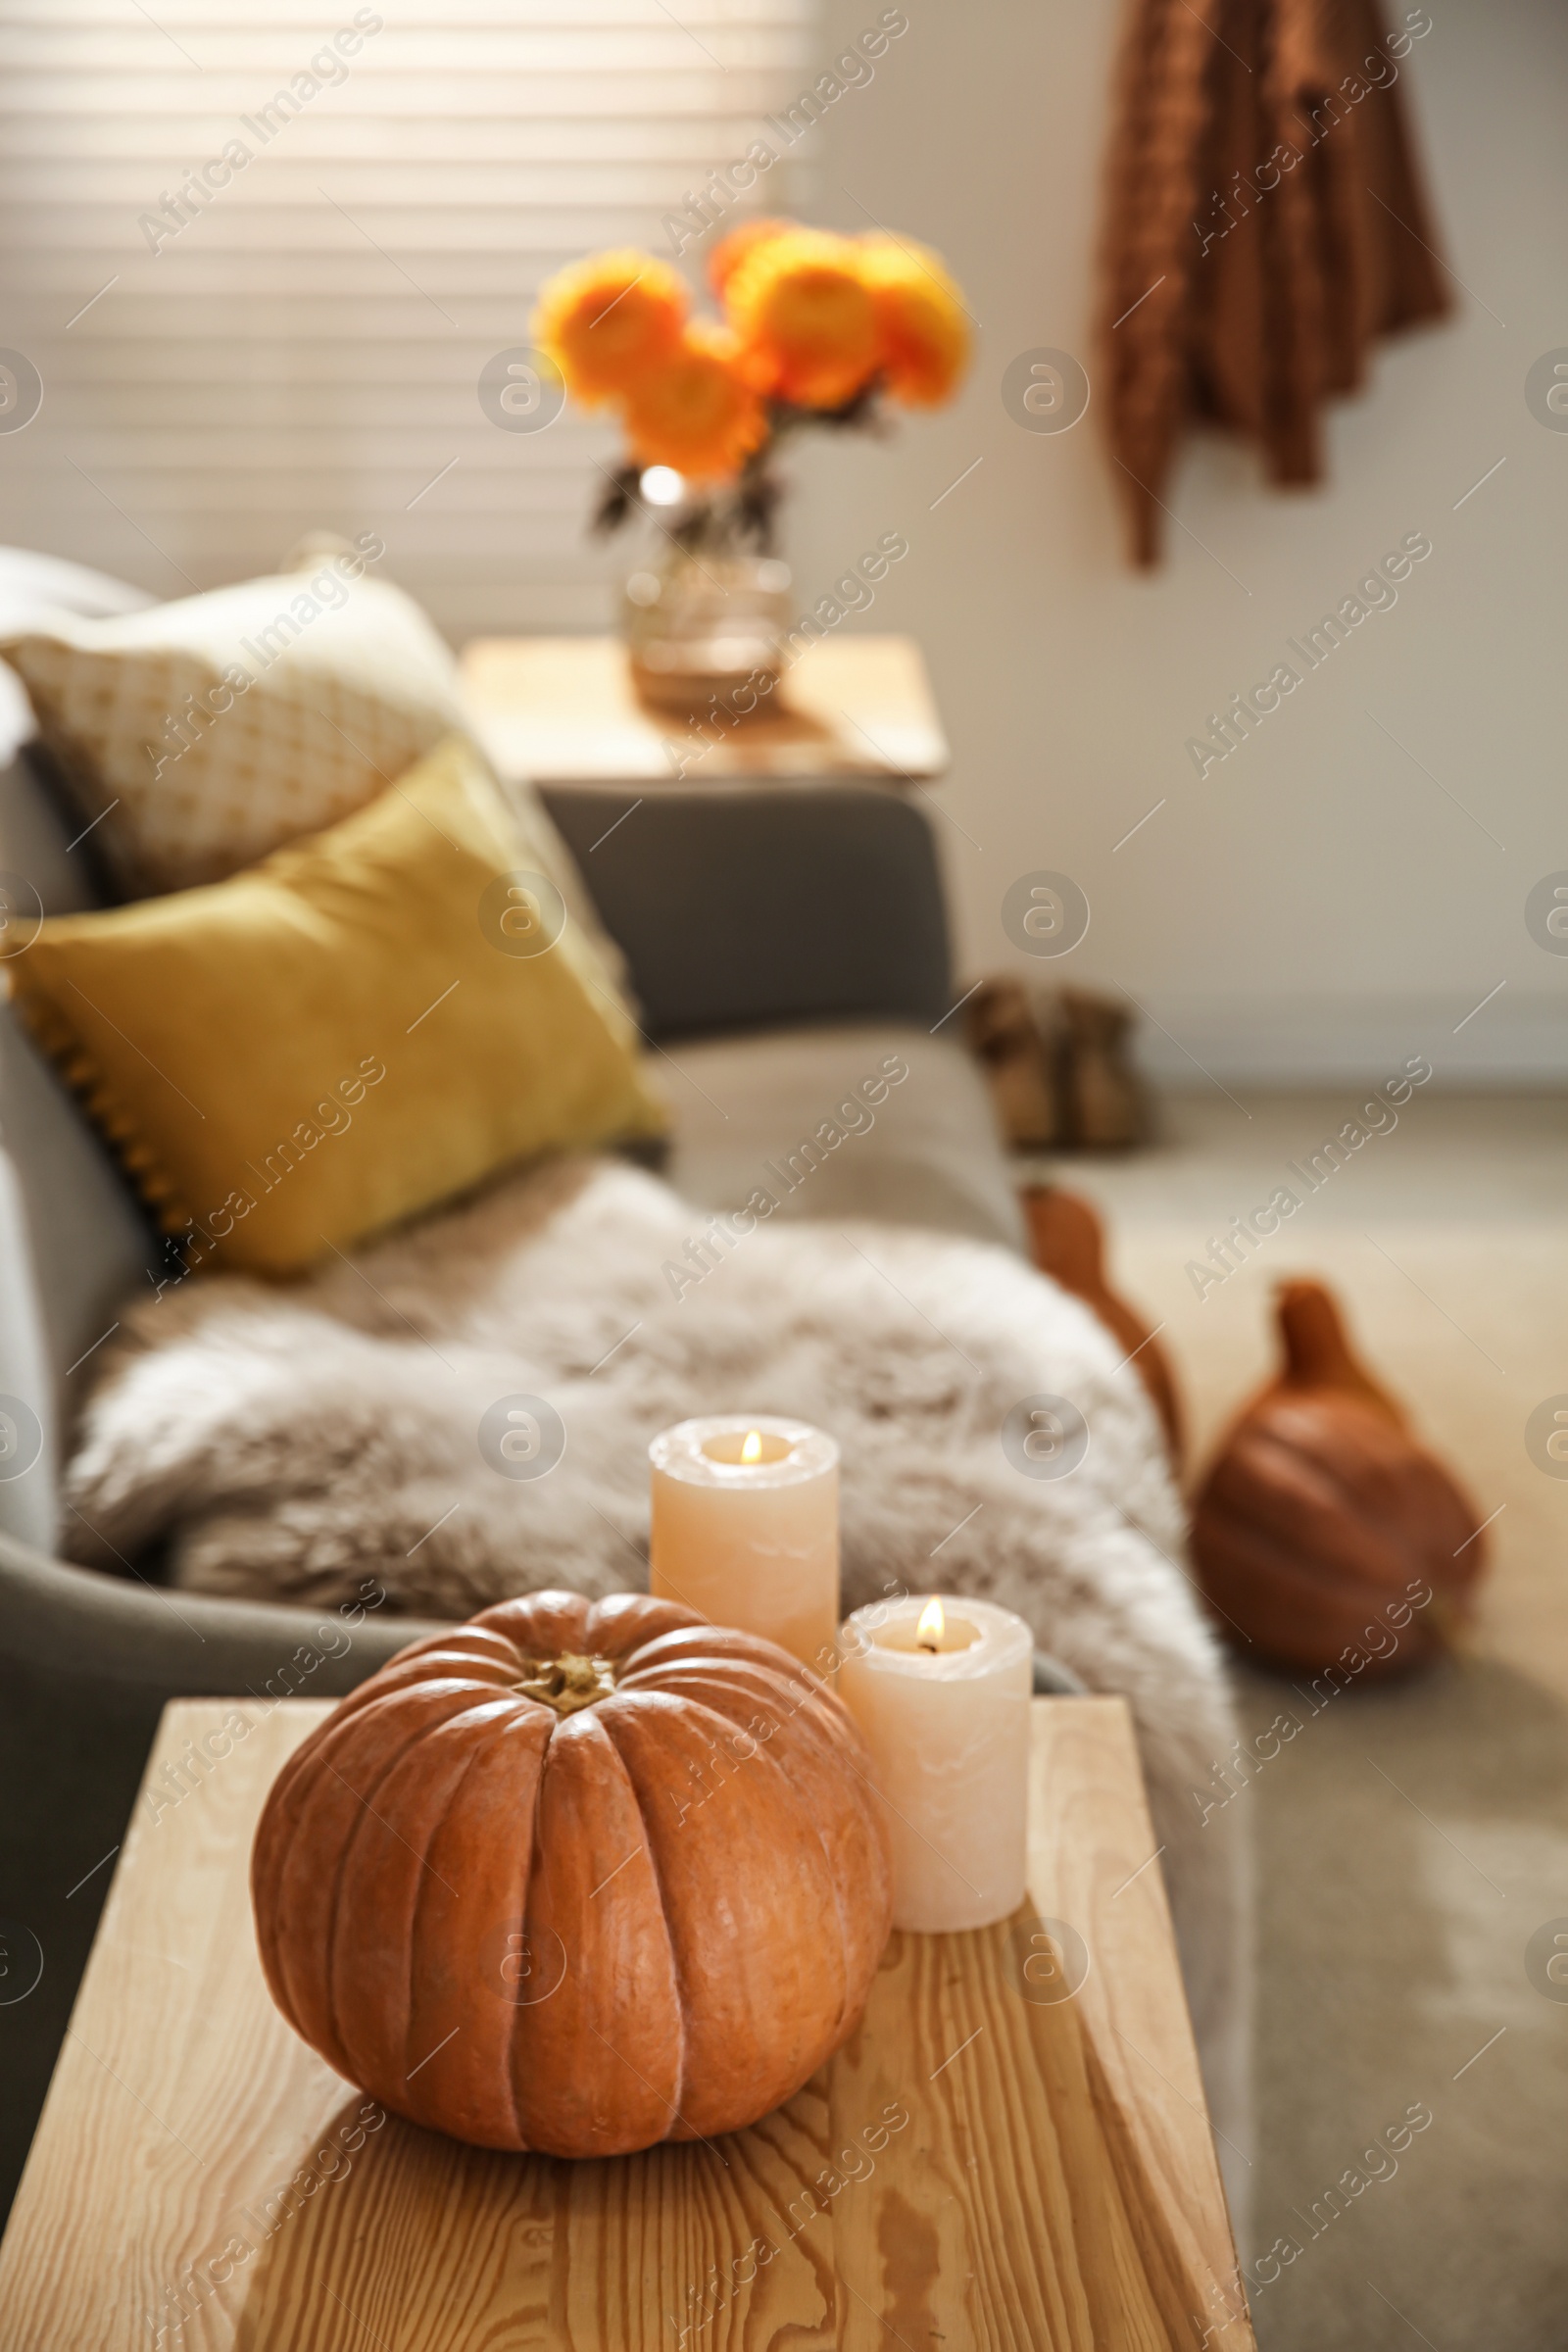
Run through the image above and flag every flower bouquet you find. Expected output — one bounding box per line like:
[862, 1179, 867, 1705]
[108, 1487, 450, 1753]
[531, 220, 970, 710]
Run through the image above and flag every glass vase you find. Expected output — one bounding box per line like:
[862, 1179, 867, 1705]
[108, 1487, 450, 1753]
[622, 547, 792, 716]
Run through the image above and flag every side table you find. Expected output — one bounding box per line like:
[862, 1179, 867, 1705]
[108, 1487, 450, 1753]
[0, 1694, 1253, 2350]
[459, 633, 950, 791]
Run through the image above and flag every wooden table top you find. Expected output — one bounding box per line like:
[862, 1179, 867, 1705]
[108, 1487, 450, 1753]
[459, 634, 950, 788]
[0, 1694, 1252, 2351]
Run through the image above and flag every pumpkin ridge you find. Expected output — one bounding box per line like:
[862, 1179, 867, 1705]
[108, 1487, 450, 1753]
[257, 1688, 482, 2048]
[581, 1692, 689, 2130]
[314, 1686, 509, 2080]
[510, 1705, 686, 2154]
[612, 1662, 817, 1724]
[1196, 1499, 1434, 1671]
[1253, 1402, 1468, 1544]
[636, 1669, 891, 2036]
[1241, 1430, 1439, 1580]
[379, 1641, 524, 1688]
[1201, 1496, 1396, 1612]
[612, 1658, 855, 1758]
[504, 1719, 551, 2150]
[1217, 1422, 1380, 1543]
[619, 1624, 815, 1681]
[1202, 1477, 1405, 1601]
[614, 1660, 861, 1779]
[608, 1657, 891, 2025]
[598, 1689, 851, 2131]
[399, 1697, 539, 2138]
[584, 1592, 700, 1659]
[404, 1701, 555, 2149]
[272, 1667, 524, 1782]
[716, 1698, 861, 2037]
[470, 1590, 600, 1665]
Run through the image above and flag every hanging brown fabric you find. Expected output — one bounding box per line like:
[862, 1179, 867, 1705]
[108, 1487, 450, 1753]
[1098, 0, 1451, 564]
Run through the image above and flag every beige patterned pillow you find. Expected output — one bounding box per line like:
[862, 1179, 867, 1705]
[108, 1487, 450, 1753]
[1, 538, 466, 895]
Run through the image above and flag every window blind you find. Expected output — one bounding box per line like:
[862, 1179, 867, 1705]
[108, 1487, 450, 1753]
[0, 0, 816, 636]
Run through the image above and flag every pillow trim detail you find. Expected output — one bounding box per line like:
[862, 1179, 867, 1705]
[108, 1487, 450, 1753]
[10, 980, 199, 1244]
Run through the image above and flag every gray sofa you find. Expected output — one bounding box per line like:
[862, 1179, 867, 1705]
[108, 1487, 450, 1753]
[0, 551, 1022, 2214]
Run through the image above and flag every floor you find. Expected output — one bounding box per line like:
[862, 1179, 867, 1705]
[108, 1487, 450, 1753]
[1029, 1092, 1568, 2352]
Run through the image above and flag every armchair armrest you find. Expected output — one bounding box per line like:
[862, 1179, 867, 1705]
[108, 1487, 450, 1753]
[538, 780, 955, 1042]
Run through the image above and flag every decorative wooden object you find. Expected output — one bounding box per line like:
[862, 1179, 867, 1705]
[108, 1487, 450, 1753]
[1192, 1278, 1488, 1674]
[252, 1592, 890, 2156]
[1024, 1185, 1185, 1466]
[1060, 990, 1144, 1151]
[967, 977, 1062, 1149]
[965, 981, 1147, 1153]
[0, 1695, 1251, 2350]
[459, 633, 949, 787]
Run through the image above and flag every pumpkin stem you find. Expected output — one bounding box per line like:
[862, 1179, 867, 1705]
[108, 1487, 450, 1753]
[514, 1653, 617, 1715]
[1275, 1280, 1402, 1422]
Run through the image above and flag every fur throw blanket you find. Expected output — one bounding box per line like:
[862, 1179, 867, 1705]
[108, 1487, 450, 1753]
[65, 1155, 1247, 2157]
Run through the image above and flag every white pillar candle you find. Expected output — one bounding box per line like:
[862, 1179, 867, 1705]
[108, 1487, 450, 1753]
[837, 1593, 1034, 1932]
[648, 1416, 840, 1669]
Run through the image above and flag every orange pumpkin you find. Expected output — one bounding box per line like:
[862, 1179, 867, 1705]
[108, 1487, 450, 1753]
[252, 1592, 892, 2157]
[1023, 1184, 1185, 1465]
[1191, 1280, 1487, 1676]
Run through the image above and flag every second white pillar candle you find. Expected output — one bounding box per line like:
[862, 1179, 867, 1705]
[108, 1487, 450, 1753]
[837, 1593, 1034, 1932]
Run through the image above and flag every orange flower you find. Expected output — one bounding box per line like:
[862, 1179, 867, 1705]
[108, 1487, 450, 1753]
[531, 249, 687, 407]
[707, 216, 797, 297]
[859, 237, 970, 407]
[619, 322, 767, 482]
[723, 229, 878, 409]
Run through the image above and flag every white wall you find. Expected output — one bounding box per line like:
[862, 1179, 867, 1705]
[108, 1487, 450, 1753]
[783, 0, 1568, 1085]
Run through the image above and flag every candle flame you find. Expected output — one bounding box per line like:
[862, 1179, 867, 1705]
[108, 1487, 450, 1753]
[741, 1428, 763, 1464]
[916, 1595, 945, 1650]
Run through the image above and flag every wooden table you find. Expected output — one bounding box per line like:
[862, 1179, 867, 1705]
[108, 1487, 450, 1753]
[0, 1697, 1252, 2350]
[460, 634, 950, 789]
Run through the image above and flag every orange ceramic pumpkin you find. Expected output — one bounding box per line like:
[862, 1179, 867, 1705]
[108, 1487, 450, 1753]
[252, 1592, 893, 2157]
[1023, 1185, 1185, 1465]
[1191, 1281, 1487, 1676]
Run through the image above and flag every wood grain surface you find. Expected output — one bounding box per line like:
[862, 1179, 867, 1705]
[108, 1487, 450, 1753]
[0, 1696, 1253, 2349]
[460, 633, 950, 785]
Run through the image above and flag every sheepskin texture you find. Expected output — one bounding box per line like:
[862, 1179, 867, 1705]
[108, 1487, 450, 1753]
[64, 1153, 1250, 2184]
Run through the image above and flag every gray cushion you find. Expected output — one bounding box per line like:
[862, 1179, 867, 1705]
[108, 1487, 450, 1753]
[0, 729, 162, 1551]
[0, 1009, 160, 1369]
[539, 783, 954, 1040]
[0, 1149, 54, 1552]
[0, 742, 104, 914]
[0, 1006, 164, 1554]
[663, 1020, 1026, 1254]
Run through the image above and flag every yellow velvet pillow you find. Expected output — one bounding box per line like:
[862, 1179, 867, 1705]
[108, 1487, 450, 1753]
[6, 733, 665, 1275]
